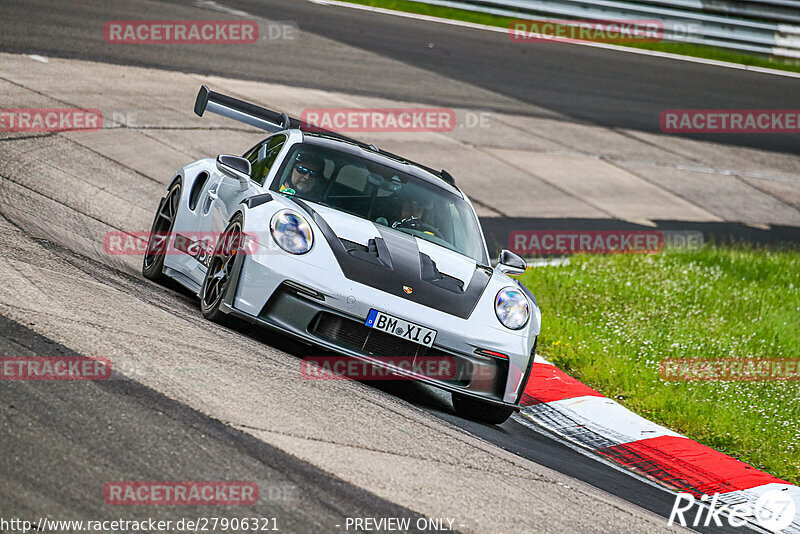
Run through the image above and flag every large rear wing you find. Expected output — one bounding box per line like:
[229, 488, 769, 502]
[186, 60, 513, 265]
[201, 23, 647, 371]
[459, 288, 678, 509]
[194, 85, 297, 133]
[193, 85, 455, 186]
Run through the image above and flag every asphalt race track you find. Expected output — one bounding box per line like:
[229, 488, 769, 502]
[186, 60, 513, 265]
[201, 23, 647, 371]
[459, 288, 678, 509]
[1, 0, 799, 154]
[0, 315, 431, 532]
[1, 0, 798, 533]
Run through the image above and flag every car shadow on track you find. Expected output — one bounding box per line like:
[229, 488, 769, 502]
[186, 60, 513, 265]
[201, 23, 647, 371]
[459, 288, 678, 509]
[223, 316, 479, 425]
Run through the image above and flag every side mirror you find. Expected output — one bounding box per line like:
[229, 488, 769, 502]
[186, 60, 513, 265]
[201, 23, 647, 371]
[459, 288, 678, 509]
[497, 249, 527, 275]
[216, 155, 251, 191]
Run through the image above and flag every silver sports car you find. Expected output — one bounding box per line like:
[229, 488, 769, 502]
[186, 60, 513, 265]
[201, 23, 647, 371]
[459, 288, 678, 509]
[142, 86, 541, 424]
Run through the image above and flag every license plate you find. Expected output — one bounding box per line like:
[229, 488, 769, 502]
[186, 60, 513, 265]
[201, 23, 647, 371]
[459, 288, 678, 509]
[365, 309, 437, 348]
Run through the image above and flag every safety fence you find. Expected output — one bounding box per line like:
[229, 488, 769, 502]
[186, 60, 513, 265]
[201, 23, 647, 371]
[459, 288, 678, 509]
[410, 0, 800, 57]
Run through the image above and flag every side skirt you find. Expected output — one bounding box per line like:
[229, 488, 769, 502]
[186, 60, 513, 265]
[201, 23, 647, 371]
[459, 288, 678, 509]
[163, 266, 202, 296]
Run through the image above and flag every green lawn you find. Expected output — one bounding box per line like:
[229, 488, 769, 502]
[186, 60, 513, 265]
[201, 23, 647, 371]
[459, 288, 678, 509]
[341, 0, 800, 74]
[516, 246, 800, 485]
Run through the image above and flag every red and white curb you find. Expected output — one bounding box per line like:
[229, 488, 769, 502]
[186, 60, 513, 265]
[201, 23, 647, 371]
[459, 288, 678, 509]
[515, 356, 800, 533]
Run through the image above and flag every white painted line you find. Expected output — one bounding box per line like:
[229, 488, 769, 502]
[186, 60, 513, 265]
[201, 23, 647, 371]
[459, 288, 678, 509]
[194, 0, 252, 17]
[308, 0, 800, 79]
[520, 394, 684, 447]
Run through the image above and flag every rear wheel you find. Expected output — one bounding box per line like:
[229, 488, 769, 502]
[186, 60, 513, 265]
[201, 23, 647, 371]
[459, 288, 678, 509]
[451, 392, 515, 425]
[199, 215, 244, 325]
[142, 181, 181, 284]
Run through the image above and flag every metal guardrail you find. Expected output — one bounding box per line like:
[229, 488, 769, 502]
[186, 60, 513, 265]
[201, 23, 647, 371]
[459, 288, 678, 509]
[630, 0, 800, 23]
[409, 0, 800, 57]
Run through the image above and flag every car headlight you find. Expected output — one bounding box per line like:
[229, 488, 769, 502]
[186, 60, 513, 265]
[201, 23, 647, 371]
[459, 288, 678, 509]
[495, 287, 529, 330]
[270, 209, 313, 254]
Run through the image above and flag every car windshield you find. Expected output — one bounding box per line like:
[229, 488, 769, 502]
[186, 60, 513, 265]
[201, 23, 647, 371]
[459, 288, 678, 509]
[271, 143, 487, 264]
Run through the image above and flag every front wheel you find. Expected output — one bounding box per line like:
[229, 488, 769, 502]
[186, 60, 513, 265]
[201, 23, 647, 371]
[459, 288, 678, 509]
[142, 181, 181, 284]
[199, 215, 244, 326]
[451, 393, 515, 425]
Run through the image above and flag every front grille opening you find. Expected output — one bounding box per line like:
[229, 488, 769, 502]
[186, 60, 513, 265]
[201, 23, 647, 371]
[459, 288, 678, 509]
[426, 347, 472, 387]
[311, 312, 421, 358]
[311, 312, 369, 349]
[310, 312, 506, 397]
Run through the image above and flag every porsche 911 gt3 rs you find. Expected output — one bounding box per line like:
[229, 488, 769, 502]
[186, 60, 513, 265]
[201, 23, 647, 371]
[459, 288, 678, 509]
[142, 86, 540, 424]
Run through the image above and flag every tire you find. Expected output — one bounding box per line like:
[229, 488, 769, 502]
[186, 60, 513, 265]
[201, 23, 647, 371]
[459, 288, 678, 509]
[142, 181, 181, 284]
[199, 215, 244, 325]
[451, 392, 515, 425]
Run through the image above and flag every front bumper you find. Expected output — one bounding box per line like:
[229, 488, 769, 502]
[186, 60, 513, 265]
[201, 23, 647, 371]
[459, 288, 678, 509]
[219, 239, 536, 407]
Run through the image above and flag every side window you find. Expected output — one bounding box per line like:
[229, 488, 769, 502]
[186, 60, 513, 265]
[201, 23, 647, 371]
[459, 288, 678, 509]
[246, 134, 286, 186]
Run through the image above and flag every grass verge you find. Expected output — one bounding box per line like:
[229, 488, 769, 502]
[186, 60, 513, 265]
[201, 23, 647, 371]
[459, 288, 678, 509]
[516, 245, 800, 485]
[340, 0, 800, 74]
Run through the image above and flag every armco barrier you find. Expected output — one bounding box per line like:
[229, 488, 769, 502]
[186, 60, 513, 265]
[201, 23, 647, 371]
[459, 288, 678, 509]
[408, 0, 800, 57]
